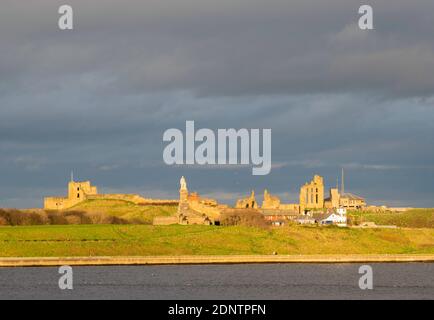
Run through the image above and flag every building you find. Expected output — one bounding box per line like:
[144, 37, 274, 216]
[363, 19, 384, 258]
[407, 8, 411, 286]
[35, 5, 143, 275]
[262, 189, 281, 209]
[159, 176, 224, 225]
[299, 175, 325, 213]
[338, 193, 366, 209]
[235, 190, 258, 209]
[44, 169, 366, 224]
[313, 208, 347, 226]
[44, 175, 177, 210]
[44, 179, 98, 210]
[324, 188, 340, 209]
[261, 190, 300, 212]
[324, 169, 366, 210]
[157, 172, 364, 226]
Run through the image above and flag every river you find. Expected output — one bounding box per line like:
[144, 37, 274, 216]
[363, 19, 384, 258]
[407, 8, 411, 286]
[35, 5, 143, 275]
[0, 263, 433, 300]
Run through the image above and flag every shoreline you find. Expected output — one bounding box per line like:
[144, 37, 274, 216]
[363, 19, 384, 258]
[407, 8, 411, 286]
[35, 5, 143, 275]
[1, 254, 434, 267]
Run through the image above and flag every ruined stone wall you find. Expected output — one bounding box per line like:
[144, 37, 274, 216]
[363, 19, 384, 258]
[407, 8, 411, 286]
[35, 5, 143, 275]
[44, 197, 81, 210]
[235, 191, 258, 209]
[188, 201, 223, 222]
[262, 190, 281, 209]
[299, 175, 325, 213]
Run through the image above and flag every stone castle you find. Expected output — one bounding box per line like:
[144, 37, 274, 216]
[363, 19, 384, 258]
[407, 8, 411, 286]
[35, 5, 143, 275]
[153, 170, 366, 225]
[44, 180, 98, 210]
[44, 170, 366, 226]
[44, 175, 177, 210]
[233, 170, 365, 215]
[235, 174, 366, 214]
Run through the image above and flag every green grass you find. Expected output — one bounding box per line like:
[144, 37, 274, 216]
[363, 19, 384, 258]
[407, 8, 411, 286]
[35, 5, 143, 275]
[0, 224, 433, 257]
[71, 199, 178, 224]
[348, 209, 434, 228]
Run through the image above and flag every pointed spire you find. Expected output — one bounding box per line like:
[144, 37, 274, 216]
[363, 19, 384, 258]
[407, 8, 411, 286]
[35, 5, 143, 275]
[341, 168, 345, 195]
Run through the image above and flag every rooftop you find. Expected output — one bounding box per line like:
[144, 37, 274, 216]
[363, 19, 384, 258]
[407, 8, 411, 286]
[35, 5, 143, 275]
[340, 192, 365, 201]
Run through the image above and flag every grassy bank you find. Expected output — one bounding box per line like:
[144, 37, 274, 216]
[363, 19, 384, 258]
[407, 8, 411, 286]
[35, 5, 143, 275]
[0, 224, 433, 257]
[349, 209, 434, 228]
[72, 199, 178, 224]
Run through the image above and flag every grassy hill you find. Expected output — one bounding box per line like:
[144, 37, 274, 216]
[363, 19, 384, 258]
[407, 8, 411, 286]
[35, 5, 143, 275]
[71, 199, 178, 224]
[0, 224, 433, 257]
[348, 208, 434, 228]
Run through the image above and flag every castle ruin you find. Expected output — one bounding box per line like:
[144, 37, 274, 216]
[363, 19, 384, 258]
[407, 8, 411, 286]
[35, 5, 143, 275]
[155, 176, 226, 225]
[44, 180, 98, 210]
[235, 191, 258, 209]
[234, 170, 365, 216]
[299, 175, 325, 213]
[44, 176, 177, 210]
[44, 170, 366, 225]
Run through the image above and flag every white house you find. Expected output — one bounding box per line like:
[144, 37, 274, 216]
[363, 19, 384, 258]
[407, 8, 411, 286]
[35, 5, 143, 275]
[320, 213, 346, 225]
[314, 208, 347, 226]
[295, 216, 316, 225]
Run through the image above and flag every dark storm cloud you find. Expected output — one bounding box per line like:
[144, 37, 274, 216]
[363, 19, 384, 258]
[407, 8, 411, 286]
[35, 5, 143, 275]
[1, 0, 434, 97]
[0, 0, 434, 207]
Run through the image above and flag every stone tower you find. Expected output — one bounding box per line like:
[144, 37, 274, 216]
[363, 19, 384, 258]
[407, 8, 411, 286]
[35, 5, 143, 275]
[299, 175, 325, 213]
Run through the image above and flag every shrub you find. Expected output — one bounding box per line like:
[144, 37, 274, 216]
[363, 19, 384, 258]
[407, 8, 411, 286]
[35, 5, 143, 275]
[64, 211, 93, 224]
[0, 209, 47, 226]
[220, 209, 269, 229]
[0, 216, 8, 226]
[46, 211, 69, 225]
[0, 209, 131, 226]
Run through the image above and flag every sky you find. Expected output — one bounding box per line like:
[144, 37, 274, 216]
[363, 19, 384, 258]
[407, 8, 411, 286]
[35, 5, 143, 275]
[0, 0, 434, 208]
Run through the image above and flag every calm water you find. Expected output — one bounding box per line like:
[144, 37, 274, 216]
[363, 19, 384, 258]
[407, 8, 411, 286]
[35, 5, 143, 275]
[0, 263, 433, 300]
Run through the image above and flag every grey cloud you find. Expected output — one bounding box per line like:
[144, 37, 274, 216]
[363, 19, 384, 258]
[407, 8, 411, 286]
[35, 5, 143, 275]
[0, 1, 434, 207]
[1, 0, 434, 97]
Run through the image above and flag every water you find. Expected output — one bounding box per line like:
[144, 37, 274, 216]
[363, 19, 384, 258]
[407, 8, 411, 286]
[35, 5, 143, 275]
[0, 263, 433, 300]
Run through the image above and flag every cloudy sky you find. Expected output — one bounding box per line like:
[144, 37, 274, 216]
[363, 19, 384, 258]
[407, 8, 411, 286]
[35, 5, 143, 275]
[1, 0, 434, 208]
